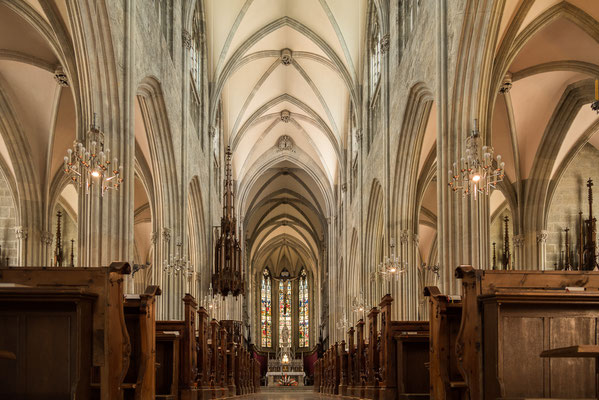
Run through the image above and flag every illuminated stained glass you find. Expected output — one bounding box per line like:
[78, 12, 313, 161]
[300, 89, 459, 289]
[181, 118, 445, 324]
[261, 269, 272, 347]
[298, 268, 309, 347]
[279, 280, 292, 347]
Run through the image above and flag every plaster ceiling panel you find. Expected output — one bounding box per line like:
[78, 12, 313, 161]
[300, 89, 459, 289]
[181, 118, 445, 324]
[134, 175, 150, 211]
[325, 0, 367, 76]
[417, 223, 436, 265]
[50, 88, 76, 178]
[511, 18, 599, 72]
[496, 0, 522, 52]
[245, 25, 329, 61]
[588, 131, 599, 150]
[0, 60, 57, 175]
[296, 120, 337, 178]
[518, 0, 599, 37]
[491, 95, 517, 182]
[232, 116, 276, 172]
[205, 0, 247, 77]
[0, 131, 15, 179]
[297, 57, 347, 134]
[238, 64, 329, 131]
[510, 71, 586, 179]
[280, 0, 346, 66]
[134, 98, 153, 176]
[23, 0, 48, 23]
[551, 104, 599, 179]
[134, 221, 152, 264]
[55, 0, 73, 37]
[418, 102, 437, 176]
[59, 183, 78, 216]
[223, 56, 279, 133]
[0, 4, 57, 65]
[420, 179, 437, 217]
[489, 189, 507, 216]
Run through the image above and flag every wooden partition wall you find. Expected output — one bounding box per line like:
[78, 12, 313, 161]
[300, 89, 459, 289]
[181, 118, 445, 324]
[456, 266, 599, 400]
[0, 263, 131, 400]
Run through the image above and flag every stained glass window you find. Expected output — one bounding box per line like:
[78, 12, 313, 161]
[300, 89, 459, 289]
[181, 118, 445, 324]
[298, 268, 309, 347]
[279, 280, 292, 347]
[370, 8, 381, 98]
[260, 269, 272, 347]
[190, 3, 202, 87]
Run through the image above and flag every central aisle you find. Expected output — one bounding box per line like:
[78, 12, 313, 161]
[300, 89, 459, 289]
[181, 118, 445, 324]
[244, 388, 331, 399]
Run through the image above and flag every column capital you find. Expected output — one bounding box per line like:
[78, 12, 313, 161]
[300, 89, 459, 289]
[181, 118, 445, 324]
[15, 227, 28, 240]
[536, 230, 548, 243]
[41, 231, 53, 246]
[182, 29, 192, 50]
[162, 228, 171, 242]
[513, 234, 525, 248]
[380, 34, 390, 54]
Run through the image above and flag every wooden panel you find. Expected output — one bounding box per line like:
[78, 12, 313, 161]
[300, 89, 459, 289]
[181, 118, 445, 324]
[400, 338, 429, 394]
[0, 315, 19, 394]
[549, 316, 596, 398]
[501, 316, 544, 398]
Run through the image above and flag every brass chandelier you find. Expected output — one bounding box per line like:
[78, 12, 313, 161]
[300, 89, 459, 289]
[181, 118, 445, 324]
[213, 146, 244, 297]
[449, 119, 505, 199]
[63, 114, 123, 196]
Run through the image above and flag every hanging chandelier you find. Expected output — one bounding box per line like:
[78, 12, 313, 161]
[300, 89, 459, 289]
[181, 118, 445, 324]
[165, 242, 193, 277]
[351, 292, 369, 316]
[213, 146, 244, 297]
[335, 311, 349, 333]
[63, 114, 123, 196]
[372, 238, 407, 281]
[449, 119, 505, 199]
[203, 283, 220, 317]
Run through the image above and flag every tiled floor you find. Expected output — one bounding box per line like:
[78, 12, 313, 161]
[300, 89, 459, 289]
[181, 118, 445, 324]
[243, 388, 333, 399]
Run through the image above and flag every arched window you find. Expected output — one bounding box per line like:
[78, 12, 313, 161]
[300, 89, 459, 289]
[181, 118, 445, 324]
[190, 4, 203, 87]
[370, 8, 382, 98]
[298, 268, 309, 347]
[260, 268, 272, 347]
[279, 280, 292, 346]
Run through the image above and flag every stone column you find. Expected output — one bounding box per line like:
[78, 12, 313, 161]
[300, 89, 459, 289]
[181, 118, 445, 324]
[41, 231, 53, 266]
[513, 234, 525, 270]
[536, 230, 548, 270]
[14, 226, 27, 266]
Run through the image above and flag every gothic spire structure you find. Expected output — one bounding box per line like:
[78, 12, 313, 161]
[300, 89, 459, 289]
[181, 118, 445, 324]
[213, 146, 244, 297]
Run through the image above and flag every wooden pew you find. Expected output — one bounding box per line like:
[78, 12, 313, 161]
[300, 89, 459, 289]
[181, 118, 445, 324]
[456, 266, 599, 399]
[155, 294, 197, 400]
[313, 358, 322, 392]
[380, 295, 429, 400]
[424, 286, 466, 400]
[122, 285, 161, 399]
[0, 263, 130, 400]
[155, 331, 180, 399]
[196, 307, 211, 399]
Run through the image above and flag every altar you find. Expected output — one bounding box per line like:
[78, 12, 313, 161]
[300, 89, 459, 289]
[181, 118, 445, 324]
[266, 358, 305, 386]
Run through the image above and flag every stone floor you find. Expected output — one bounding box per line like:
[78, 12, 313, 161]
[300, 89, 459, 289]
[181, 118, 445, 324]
[242, 388, 333, 399]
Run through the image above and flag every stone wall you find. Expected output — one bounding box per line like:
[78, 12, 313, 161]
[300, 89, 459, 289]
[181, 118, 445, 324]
[546, 143, 599, 269]
[0, 171, 16, 265]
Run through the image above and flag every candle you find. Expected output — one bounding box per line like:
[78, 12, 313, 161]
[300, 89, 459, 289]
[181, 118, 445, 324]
[595, 79, 598, 100]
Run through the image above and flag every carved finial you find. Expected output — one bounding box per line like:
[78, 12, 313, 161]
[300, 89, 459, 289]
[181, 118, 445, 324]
[502, 215, 511, 270]
[55, 211, 64, 267]
[564, 228, 571, 270]
[182, 29, 192, 50]
[380, 34, 390, 54]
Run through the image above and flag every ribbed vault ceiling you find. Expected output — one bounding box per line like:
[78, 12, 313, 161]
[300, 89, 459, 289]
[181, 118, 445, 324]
[206, 0, 367, 275]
